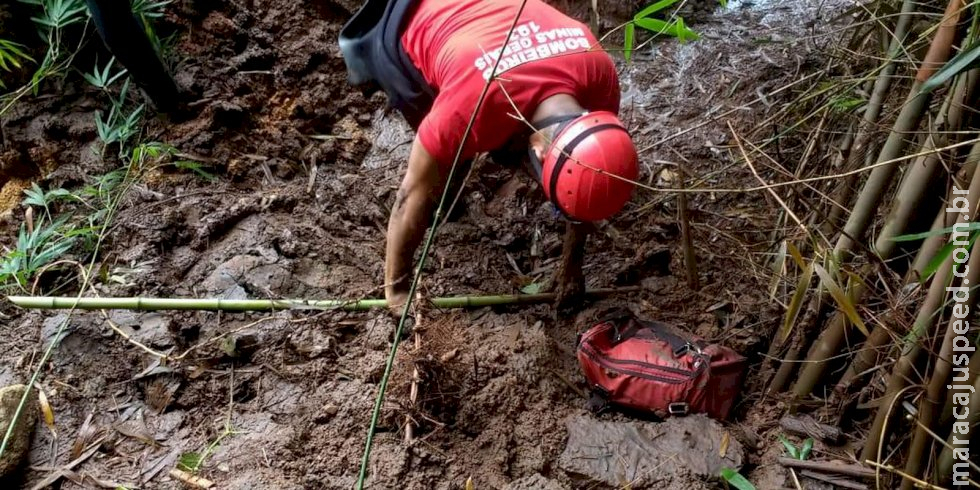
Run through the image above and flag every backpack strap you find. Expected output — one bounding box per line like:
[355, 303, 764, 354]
[597, 309, 699, 357]
[339, 0, 435, 127]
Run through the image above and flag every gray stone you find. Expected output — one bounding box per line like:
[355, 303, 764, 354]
[0, 384, 37, 477]
[40, 313, 73, 348]
[201, 255, 262, 298]
[559, 414, 744, 488]
[135, 313, 175, 349]
[243, 263, 291, 296]
[504, 473, 569, 490]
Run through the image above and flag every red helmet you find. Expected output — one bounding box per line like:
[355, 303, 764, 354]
[535, 111, 639, 222]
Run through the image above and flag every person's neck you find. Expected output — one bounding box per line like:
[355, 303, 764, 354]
[531, 94, 585, 127]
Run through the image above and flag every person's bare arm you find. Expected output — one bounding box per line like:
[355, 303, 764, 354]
[385, 137, 442, 313]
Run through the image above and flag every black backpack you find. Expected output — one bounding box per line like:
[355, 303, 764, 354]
[338, 0, 435, 128]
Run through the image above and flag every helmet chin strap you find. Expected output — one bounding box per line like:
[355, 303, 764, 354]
[525, 111, 589, 222]
[526, 112, 588, 186]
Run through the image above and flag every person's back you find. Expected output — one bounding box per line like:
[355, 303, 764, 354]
[338, 0, 639, 312]
[400, 0, 620, 168]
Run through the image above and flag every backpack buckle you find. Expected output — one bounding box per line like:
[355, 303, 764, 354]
[668, 402, 689, 416]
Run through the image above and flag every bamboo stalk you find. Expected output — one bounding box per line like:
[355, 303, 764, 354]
[903, 236, 980, 488]
[935, 351, 980, 486]
[823, 0, 917, 236]
[767, 0, 919, 394]
[860, 155, 980, 463]
[678, 169, 699, 290]
[6, 287, 641, 312]
[836, 83, 980, 392]
[832, 0, 922, 258]
[792, 0, 963, 398]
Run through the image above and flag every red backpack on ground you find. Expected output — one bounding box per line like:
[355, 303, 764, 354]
[576, 309, 747, 420]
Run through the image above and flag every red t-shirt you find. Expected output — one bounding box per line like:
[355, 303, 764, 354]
[401, 0, 620, 169]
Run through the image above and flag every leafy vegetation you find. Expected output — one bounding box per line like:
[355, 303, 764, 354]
[624, 0, 700, 62]
[0, 39, 34, 89]
[720, 467, 757, 490]
[778, 434, 814, 461]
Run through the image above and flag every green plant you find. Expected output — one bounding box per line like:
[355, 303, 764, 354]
[893, 222, 980, 282]
[624, 0, 700, 62]
[0, 39, 35, 89]
[921, 40, 980, 94]
[778, 434, 814, 460]
[0, 215, 76, 292]
[720, 467, 757, 490]
[82, 56, 128, 90]
[131, 0, 171, 54]
[177, 423, 239, 474]
[21, 183, 77, 221]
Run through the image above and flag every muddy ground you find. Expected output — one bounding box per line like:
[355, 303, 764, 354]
[0, 0, 851, 488]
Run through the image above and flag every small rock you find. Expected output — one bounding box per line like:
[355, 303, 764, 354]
[0, 384, 38, 477]
[314, 404, 339, 424]
[559, 414, 744, 487]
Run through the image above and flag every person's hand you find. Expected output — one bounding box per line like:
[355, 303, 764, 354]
[385, 286, 410, 319]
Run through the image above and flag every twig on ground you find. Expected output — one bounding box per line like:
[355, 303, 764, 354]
[777, 458, 875, 479]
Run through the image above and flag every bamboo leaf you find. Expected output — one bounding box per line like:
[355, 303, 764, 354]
[634, 0, 683, 19]
[920, 40, 980, 94]
[778, 434, 800, 459]
[799, 438, 813, 460]
[634, 17, 700, 42]
[785, 242, 806, 270]
[720, 467, 757, 490]
[813, 264, 869, 336]
[178, 452, 202, 472]
[781, 261, 814, 343]
[624, 22, 635, 63]
[921, 231, 980, 282]
[37, 386, 55, 431]
[768, 240, 787, 299]
[892, 222, 980, 242]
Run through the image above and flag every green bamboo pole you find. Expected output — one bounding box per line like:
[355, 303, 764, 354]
[6, 288, 640, 312]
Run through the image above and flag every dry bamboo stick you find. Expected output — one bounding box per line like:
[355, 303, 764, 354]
[836, 84, 980, 392]
[777, 458, 876, 480]
[792, 0, 964, 398]
[767, 1, 919, 393]
[861, 149, 980, 463]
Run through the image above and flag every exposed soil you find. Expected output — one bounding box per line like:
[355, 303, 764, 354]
[0, 0, 850, 488]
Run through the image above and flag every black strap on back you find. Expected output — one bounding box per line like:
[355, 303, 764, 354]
[339, 0, 435, 128]
[547, 123, 628, 217]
